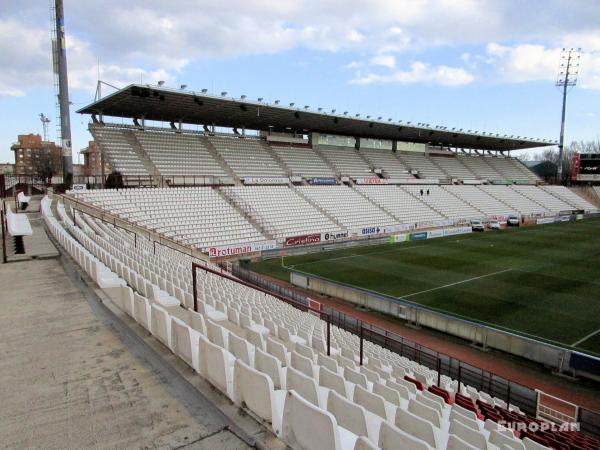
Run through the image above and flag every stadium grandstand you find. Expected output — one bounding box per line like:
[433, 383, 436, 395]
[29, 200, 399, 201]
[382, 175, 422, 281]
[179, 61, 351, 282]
[4, 82, 600, 450]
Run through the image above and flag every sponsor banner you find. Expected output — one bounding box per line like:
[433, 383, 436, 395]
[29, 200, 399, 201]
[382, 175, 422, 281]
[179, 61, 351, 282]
[389, 233, 408, 244]
[537, 217, 555, 225]
[409, 231, 428, 241]
[72, 184, 87, 191]
[207, 240, 276, 257]
[400, 178, 439, 185]
[290, 176, 303, 183]
[427, 229, 444, 239]
[487, 214, 509, 222]
[354, 177, 389, 185]
[285, 233, 322, 246]
[243, 177, 289, 185]
[358, 226, 383, 236]
[557, 215, 571, 222]
[576, 214, 584, 220]
[443, 226, 472, 237]
[321, 231, 349, 241]
[462, 179, 484, 185]
[310, 177, 338, 185]
[384, 224, 410, 233]
[492, 179, 513, 185]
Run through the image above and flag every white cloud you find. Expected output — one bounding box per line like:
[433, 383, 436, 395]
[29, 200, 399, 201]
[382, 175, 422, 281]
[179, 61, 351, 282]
[2, 0, 600, 95]
[350, 61, 474, 86]
[369, 54, 396, 68]
[485, 43, 600, 90]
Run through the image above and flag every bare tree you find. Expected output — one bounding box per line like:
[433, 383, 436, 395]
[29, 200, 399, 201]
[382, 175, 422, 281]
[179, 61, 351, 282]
[33, 148, 60, 184]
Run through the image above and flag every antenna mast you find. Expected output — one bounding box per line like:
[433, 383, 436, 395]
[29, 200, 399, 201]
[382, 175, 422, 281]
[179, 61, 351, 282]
[39, 113, 51, 141]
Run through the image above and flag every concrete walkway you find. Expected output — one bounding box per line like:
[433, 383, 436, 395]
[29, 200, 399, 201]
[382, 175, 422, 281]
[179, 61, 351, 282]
[0, 213, 284, 449]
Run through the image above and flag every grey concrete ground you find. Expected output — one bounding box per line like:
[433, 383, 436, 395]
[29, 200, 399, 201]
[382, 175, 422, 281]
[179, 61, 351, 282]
[0, 210, 283, 449]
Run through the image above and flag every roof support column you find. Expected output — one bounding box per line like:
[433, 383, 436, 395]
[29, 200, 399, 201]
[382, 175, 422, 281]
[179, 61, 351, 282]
[392, 140, 397, 153]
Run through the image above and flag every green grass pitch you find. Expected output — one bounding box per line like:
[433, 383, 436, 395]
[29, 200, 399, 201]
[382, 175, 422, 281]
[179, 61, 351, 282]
[250, 218, 600, 355]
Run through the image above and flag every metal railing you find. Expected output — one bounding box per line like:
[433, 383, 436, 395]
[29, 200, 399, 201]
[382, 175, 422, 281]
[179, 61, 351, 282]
[231, 265, 600, 438]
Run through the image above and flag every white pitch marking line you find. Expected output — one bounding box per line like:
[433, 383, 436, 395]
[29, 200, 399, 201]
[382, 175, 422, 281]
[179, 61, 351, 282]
[398, 268, 513, 299]
[571, 327, 600, 347]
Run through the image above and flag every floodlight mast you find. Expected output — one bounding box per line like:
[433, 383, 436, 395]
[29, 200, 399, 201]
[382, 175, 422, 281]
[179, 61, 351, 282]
[556, 48, 581, 182]
[52, 0, 73, 186]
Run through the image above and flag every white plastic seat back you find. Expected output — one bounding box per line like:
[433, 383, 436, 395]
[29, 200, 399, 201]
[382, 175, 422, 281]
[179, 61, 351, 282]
[228, 332, 254, 367]
[373, 382, 401, 406]
[489, 430, 525, 450]
[320, 366, 351, 399]
[189, 310, 206, 334]
[150, 304, 171, 349]
[449, 419, 488, 450]
[409, 398, 442, 428]
[201, 338, 235, 400]
[395, 407, 438, 448]
[133, 293, 151, 331]
[267, 337, 289, 366]
[233, 359, 285, 435]
[378, 421, 432, 450]
[286, 365, 324, 408]
[447, 433, 481, 450]
[353, 436, 378, 450]
[170, 317, 200, 371]
[318, 353, 339, 373]
[354, 384, 394, 421]
[386, 379, 411, 400]
[282, 390, 346, 450]
[206, 319, 228, 348]
[344, 367, 368, 389]
[255, 347, 285, 389]
[327, 390, 380, 444]
[291, 351, 315, 378]
[523, 438, 551, 450]
[451, 409, 480, 431]
[452, 403, 478, 421]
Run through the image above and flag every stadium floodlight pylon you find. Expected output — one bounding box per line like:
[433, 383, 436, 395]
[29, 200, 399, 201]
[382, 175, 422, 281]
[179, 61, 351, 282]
[556, 47, 581, 182]
[51, 0, 73, 186]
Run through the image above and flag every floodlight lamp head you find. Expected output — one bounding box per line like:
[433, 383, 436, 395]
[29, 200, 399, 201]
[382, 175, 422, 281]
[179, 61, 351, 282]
[157, 80, 165, 86]
[201, 88, 208, 93]
[275, 100, 280, 104]
[221, 91, 227, 96]
[180, 84, 187, 90]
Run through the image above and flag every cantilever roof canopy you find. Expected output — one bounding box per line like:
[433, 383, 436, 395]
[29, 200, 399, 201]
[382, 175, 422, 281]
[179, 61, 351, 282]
[78, 84, 555, 151]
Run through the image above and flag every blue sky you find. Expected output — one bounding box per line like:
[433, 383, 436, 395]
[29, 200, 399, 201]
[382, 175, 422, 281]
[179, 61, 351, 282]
[1, 0, 599, 163]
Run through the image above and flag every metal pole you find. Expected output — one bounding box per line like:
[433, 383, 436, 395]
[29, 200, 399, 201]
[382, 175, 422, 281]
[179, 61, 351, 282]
[458, 365, 462, 390]
[54, 0, 73, 187]
[1, 206, 7, 264]
[359, 326, 364, 366]
[192, 263, 198, 312]
[557, 66, 569, 183]
[506, 383, 511, 406]
[326, 318, 331, 356]
[437, 358, 441, 387]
